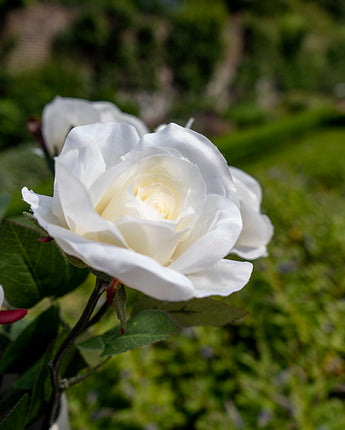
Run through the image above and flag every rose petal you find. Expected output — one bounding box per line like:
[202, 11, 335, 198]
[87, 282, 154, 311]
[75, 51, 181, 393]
[58, 146, 105, 191]
[92, 101, 149, 137]
[232, 204, 274, 259]
[22, 187, 65, 229]
[230, 166, 262, 211]
[116, 216, 185, 265]
[46, 224, 196, 301]
[53, 163, 128, 247]
[169, 195, 242, 274]
[188, 259, 253, 298]
[140, 124, 238, 201]
[60, 122, 140, 170]
[42, 97, 100, 154]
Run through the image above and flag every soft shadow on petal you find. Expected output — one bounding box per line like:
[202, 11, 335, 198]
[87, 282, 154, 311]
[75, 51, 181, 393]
[42, 97, 100, 154]
[54, 162, 127, 247]
[93, 102, 149, 137]
[188, 259, 253, 298]
[58, 144, 106, 191]
[140, 123, 238, 201]
[169, 195, 242, 274]
[22, 187, 64, 229]
[232, 203, 274, 259]
[116, 216, 185, 266]
[47, 224, 196, 301]
[230, 166, 262, 211]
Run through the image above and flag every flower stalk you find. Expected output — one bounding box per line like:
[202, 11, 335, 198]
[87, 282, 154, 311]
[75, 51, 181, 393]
[47, 277, 108, 427]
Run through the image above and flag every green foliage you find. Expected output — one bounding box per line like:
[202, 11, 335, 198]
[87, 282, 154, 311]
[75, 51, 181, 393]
[0, 306, 60, 374]
[0, 218, 89, 308]
[225, 102, 268, 128]
[305, 0, 345, 19]
[80, 310, 180, 357]
[165, 0, 226, 92]
[278, 14, 307, 59]
[215, 108, 344, 163]
[0, 99, 26, 150]
[0, 63, 90, 150]
[0, 394, 28, 430]
[133, 295, 247, 327]
[325, 29, 345, 92]
[0, 193, 11, 217]
[53, 0, 160, 92]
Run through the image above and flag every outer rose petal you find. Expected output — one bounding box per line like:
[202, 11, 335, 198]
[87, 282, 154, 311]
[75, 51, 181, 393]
[42, 97, 147, 156]
[44, 224, 196, 301]
[230, 166, 273, 259]
[92, 101, 149, 137]
[22, 188, 63, 229]
[170, 195, 242, 274]
[189, 259, 253, 298]
[140, 124, 238, 202]
[53, 163, 128, 247]
[230, 166, 262, 211]
[42, 97, 100, 155]
[232, 203, 273, 259]
[59, 122, 140, 174]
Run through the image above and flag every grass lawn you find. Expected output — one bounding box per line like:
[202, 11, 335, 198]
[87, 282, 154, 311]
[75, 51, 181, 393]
[1, 125, 345, 429]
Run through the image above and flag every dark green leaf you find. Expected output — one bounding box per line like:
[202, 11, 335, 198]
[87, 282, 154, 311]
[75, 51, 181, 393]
[27, 343, 54, 424]
[13, 358, 43, 391]
[0, 193, 11, 218]
[0, 306, 60, 374]
[79, 310, 180, 357]
[0, 218, 89, 308]
[27, 326, 88, 424]
[0, 393, 28, 430]
[0, 332, 11, 353]
[132, 296, 247, 327]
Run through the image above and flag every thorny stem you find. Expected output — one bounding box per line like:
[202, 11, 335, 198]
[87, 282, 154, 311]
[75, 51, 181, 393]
[46, 277, 107, 427]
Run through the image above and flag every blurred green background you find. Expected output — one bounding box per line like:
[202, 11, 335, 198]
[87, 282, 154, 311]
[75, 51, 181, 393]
[1, 0, 345, 428]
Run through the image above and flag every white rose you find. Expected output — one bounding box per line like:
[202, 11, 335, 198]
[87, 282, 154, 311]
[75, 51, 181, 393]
[42, 96, 149, 155]
[22, 122, 254, 301]
[230, 167, 274, 260]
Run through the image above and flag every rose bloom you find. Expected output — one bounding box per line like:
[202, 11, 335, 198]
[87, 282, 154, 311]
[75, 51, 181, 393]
[42, 96, 149, 155]
[22, 122, 272, 301]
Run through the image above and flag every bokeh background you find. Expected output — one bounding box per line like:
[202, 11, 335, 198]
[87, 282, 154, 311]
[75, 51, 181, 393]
[1, 0, 345, 429]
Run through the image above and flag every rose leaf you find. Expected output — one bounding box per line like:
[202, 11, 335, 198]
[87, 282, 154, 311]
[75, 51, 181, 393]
[0, 192, 11, 218]
[0, 393, 29, 430]
[0, 218, 89, 308]
[79, 310, 180, 357]
[132, 296, 247, 327]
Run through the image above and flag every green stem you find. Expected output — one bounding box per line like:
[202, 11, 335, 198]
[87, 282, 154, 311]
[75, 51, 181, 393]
[59, 358, 110, 389]
[46, 277, 107, 427]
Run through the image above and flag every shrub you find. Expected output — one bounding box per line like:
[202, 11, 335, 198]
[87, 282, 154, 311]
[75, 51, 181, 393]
[165, 0, 226, 92]
[214, 108, 345, 163]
